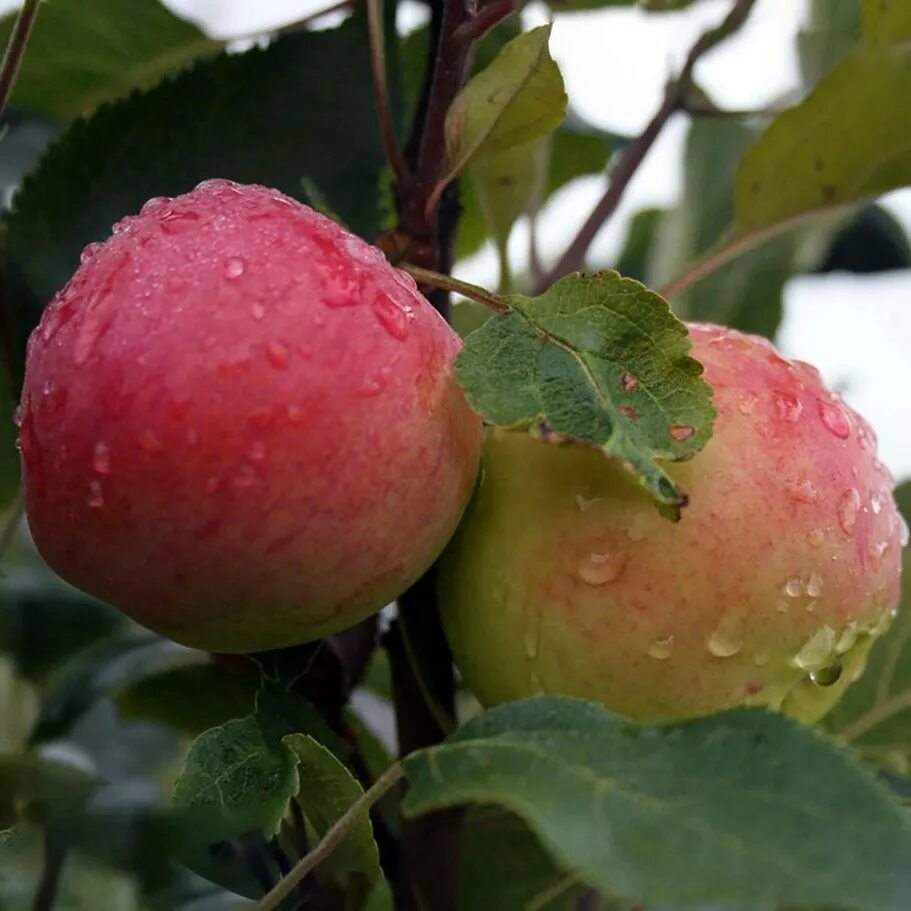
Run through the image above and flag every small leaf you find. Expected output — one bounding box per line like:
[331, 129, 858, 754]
[733, 44, 911, 239]
[404, 697, 911, 910]
[443, 26, 567, 184]
[284, 733, 383, 882]
[455, 271, 715, 509]
[171, 715, 297, 844]
[862, 0, 911, 46]
[0, 0, 220, 121]
[614, 208, 665, 283]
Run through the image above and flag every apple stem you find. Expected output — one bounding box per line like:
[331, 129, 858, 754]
[403, 264, 510, 314]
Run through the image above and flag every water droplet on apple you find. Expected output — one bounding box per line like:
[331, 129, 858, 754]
[898, 515, 909, 548]
[817, 398, 851, 439]
[140, 196, 169, 216]
[707, 619, 742, 658]
[224, 257, 246, 280]
[784, 476, 817, 504]
[249, 441, 266, 461]
[251, 302, 266, 320]
[372, 292, 412, 341]
[793, 626, 836, 671]
[810, 658, 843, 687]
[92, 442, 111, 474]
[647, 635, 674, 660]
[837, 488, 861, 535]
[138, 429, 164, 455]
[86, 480, 104, 509]
[773, 391, 803, 422]
[737, 392, 758, 415]
[753, 652, 769, 667]
[80, 242, 103, 264]
[784, 576, 804, 598]
[577, 551, 627, 586]
[160, 210, 200, 235]
[871, 492, 884, 515]
[265, 341, 289, 370]
[806, 571, 823, 598]
[40, 381, 67, 415]
[233, 464, 258, 489]
[807, 528, 825, 547]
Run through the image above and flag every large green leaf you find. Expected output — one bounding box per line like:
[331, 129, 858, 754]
[733, 44, 911, 239]
[798, 0, 861, 86]
[648, 117, 800, 338]
[0, 0, 219, 121]
[5, 14, 386, 365]
[455, 271, 715, 511]
[862, 0, 911, 45]
[404, 697, 911, 910]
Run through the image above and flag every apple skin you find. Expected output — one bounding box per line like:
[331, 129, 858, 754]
[439, 323, 904, 723]
[18, 179, 482, 652]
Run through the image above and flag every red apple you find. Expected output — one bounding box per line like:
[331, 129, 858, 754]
[18, 180, 482, 652]
[439, 323, 905, 722]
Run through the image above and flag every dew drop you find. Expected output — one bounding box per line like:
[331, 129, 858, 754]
[793, 626, 836, 671]
[233, 464, 258, 489]
[186, 428, 199, 447]
[251, 302, 266, 321]
[806, 571, 823, 598]
[140, 196, 169, 216]
[620, 371, 638, 392]
[372, 292, 412, 341]
[80, 242, 103, 264]
[619, 406, 640, 419]
[577, 551, 627, 586]
[810, 658, 843, 687]
[138, 429, 164, 455]
[287, 404, 306, 424]
[167, 275, 188, 293]
[773, 391, 803, 423]
[40, 381, 67, 416]
[265, 341, 289, 370]
[753, 652, 770, 667]
[775, 601, 789, 613]
[808, 528, 826, 547]
[160, 210, 200, 235]
[224, 257, 246, 280]
[817, 398, 851, 439]
[86, 480, 104, 509]
[249, 441, 266, 461]
[575, 493, 601, 513]
[707, 619, 742, 658]
[92, 442, 111, 475]
[784, 576, 804, 598]
[869, 540, 889, 570]
[670, 424, 694, 441]
[871, 492, 884, 515]
[647, 635, 674, 660]
[837, 488, 861, 535]
[899, 516, 909, 548]
[784, 476, 818, 504]
[737, 392, 758, 415]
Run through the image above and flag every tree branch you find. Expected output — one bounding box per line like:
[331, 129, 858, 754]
[256, 762, 405, 911]
[538, 0, 758, 290]
[367, 0, 412, 192]
[30, 834, 65, 911]
[0, 0, 40, 124]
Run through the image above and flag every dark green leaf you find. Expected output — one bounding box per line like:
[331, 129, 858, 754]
[862, 0, 911, 45]
[0, 0, 220, 121]
[455, 271, 715, 510]
[5, 14, 387, 363]
[404, 697, 911, 910]
[613, 207, 664, 283]
[459, 809, 590, 910]
[172, 715, 297, 844]
[284, 733, 383, 882]
[798, 0, 861, 86]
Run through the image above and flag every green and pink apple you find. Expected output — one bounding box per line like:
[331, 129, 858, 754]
[18, 180, 482, 652]
[440, 323, 905, 722]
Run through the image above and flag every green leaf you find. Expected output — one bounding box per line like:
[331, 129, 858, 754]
[862, 0, 911, 45]
[443, 26, 567, 184]
[284, 733, 383, 883]
[823, 481, 911, 774]
[798, 0, 861, 86]
[0, 0, 220, 121]
[459, 810, 590, 910]
[0, 753, 98, 830]
[455, 271, 715, 510]
[5, 14, 387, 362]
[171, 715, 297, 844]
[614, 208, 665, 284]
[648, 117, 800, 338]
[733, 44, 911, 240]
[403, 697, 911, 910]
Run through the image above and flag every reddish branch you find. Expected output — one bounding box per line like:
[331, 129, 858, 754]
[538, 0, 758, 291]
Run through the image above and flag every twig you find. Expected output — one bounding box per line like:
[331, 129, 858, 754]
[367, 0, 412, 191]
[538, 0, 758, 290]
[402, 264, 509, 312]
[255, 762, 405, 911]
[30, 833, 65, 911]
[453, 0, 520, 45]
[0, 0, 40, 123]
